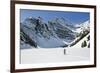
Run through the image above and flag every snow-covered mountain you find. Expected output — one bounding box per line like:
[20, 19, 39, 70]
[20, 16, 90, 49]
[68, 20, 90, 47]
[75, 20, 90, 33]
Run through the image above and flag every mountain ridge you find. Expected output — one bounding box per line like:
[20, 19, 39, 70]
[20, 16, 90, 49]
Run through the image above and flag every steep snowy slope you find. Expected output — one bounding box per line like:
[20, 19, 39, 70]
[71, 34, 90, 48]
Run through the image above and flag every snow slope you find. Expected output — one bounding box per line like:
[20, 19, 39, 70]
[71, 33, 90, 48]
[21, 47, 90, 64]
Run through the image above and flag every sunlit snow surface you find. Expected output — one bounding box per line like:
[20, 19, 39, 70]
[21, 48, 90, 64]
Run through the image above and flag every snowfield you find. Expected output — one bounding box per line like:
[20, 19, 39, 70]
[21, 47, 90, 64]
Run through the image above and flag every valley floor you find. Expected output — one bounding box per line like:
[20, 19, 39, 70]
[21, 47, 90, 64]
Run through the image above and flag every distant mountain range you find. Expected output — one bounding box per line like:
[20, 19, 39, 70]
[20, 16, 90, 49]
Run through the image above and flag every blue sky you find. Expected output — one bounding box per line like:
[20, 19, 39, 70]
[20, 9, 90, 24]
